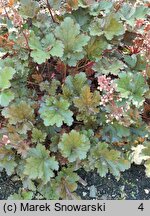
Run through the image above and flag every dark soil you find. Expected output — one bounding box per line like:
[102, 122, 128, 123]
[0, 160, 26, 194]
[0, 164, 150, 200]
[76, 164, 150, 200]
[0, 172, 21, 200]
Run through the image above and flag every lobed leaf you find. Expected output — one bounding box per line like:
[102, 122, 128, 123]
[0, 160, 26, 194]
[0, 67, 16, 90]
[24, 144, 59, 184]
[73, 85, 100, 115]
[93, 57, 124, 76]
[89, 14, 125, 40]
[39, 97, 74, 127]
[87, 142, 130, 179]
[116, 72, 148, 107]
[55, 17, 90, 66]
[62, 72, 88, 100]
[2, 101, 34, 125]
[58, 130, 90, 162]
[19, 0, 40, 18]
[29, 32, 64, 64]
[0, 90, 14, 107]
[8, 190, 34, 200]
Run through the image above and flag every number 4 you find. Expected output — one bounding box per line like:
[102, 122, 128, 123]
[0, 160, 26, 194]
[138, 203, 144, 211]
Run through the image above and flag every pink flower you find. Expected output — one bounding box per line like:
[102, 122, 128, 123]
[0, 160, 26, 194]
[97, 75, 115, 106]
[1, 135, 11, 146]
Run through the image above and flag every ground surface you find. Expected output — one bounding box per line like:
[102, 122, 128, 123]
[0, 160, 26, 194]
[77, 164, 150, 200]
[0, 172, 21, 200]
[0, 164, 150, 200]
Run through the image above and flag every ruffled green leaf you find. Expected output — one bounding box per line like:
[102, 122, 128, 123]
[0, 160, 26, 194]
[40, 79, 60, 96]
[20, 0, 40, 18]
[0, 148, 17, 176]
[8, 190, 34, 200]
[55, 17, 90, 66]
[55, 167, 80, 199]
[37, 181, 59, 200]
[29, 32, 64, 64]
[62, 72, 87, 100]
[24, 144, 59, 184]
[104, 14, 125, 40]
[87, 142, 130, 179]
[32, 128, 47, 144]
[0, 67, 16, 90]
[2, 101, 34, 125]
[116, 72, 148, 107]
[72, 85, 100, 125]
[93, 57, 124, 76]
[124, 55, 137, 69]
[102, 122, 130, 143]
[39, 97, 73, 127]
[0, 90, 14, 107]
[41, 33, 64, 58]
[138, 142, 150, 177]
[73, 85, 100, 110]
[90, 1, 113, 16]
[85, 36, 108, 60]
[58, 130, 90, 162]
[30, 50, 49, 64]
[89, 14, 125, 40]
[118, 3, 149, 26]
[48, 0, 62, 10]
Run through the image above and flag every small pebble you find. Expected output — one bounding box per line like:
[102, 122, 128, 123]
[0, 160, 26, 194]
[144, 189, 149, 194]
[89, 185, 97, 198]
[82, 192, 87, 197]
[100, 194, 108, 200]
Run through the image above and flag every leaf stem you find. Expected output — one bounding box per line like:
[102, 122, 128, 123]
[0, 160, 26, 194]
[62, 64, 67, 83]
[27, 81, 39, 86]
[22, 31, 30, 51]
[46, 0, 56, 23]
[78, 61, 91, 70]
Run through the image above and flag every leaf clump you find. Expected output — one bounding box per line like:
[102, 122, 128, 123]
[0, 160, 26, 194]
[55, 17, 90, 66]
[39, 97, 74, 127]
[24, 144, 59, 184]
[0, 0, 150, 200]
[58, 130, 90, 162]
[86, 142, 131, 179]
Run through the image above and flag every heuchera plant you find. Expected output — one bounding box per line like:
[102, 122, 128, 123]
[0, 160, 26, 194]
[0, 0, 150, 200]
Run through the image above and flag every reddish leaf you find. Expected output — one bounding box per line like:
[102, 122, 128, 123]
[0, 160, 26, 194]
[145, 24, 150, 32]
[56, 60, 66, 74]
[135, 19, 145, 28]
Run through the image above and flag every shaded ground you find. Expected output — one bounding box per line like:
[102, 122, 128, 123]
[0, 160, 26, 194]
[0, 164, 150, 200]
[0, 172, 21, 200]
[76, 164, 150, 200]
